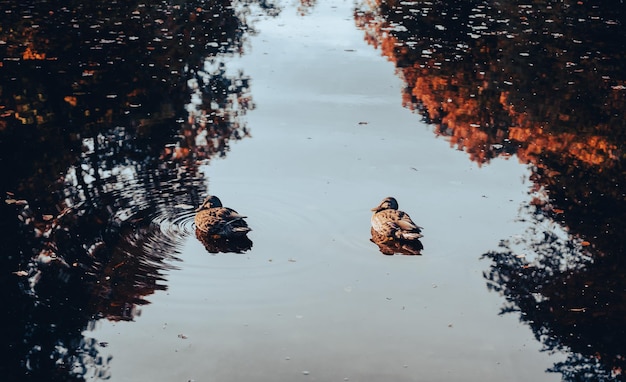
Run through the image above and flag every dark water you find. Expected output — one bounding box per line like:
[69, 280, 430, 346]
[1, 0, 625, 381]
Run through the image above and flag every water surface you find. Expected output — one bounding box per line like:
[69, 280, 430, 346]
[2, 0, 625, 381]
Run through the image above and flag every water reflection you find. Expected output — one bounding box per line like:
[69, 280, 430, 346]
[355, 0, 626, 380]
[370, 228, 423, 256]
[0, 0, 279, 380]
[195, 229, 254, 254]
[482, 209, 626, 381]
[355, 0, 625, 165]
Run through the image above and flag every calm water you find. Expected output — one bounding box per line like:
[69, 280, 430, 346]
[1, 1, 625, 381]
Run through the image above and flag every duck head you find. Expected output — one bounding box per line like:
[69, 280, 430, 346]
[372, 197, 399, 212]
[196, 195, 223, 211]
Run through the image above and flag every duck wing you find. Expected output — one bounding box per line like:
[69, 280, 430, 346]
[217, 208, 251, 236]
[196, 207, 249, 234]
[217, 208, 247, 221]
[386, 211, 422, 232]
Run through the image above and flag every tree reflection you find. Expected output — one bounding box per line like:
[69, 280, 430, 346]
[0, 0, 279, 380]
[483, 206, 626, 381]
[355, 0, 625, 165]
[356, 0, 626, 380]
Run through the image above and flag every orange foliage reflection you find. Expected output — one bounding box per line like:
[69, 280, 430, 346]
[356, 1, 626, 379]
[356, 0, 625, 168]
[22, 46, 46, 60]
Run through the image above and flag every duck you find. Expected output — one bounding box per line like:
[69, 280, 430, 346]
[194, 195, 251, 239]
[371, 197, 423, 242]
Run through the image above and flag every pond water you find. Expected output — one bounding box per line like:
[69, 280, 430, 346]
[1, 1, 625, 382]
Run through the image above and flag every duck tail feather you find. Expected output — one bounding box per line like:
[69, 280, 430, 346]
[397, 232, 423, 240]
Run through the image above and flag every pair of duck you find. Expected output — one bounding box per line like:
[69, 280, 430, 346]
[195, 195, 423, 245]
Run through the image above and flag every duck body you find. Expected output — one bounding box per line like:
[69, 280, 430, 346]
[194, 195, 251, 239]
[371, 197, 423, 242]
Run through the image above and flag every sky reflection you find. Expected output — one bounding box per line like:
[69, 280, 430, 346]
[1, 0, 625, 381]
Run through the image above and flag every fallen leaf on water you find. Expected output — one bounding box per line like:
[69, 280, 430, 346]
[5, 199, 28, 205]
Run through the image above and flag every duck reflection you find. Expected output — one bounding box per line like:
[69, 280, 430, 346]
[195, 229, 253, 254]
[194, 195, 253, 254]
[370, 197, 423, 255]
[370, 228, 423, 256]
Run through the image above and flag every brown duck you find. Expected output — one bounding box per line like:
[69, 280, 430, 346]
[194, 195, 251, 239]
[371, 197, 423, 242]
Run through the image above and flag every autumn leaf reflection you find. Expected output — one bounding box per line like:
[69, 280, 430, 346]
[298, 0, 318, 15]
[355, 0, 626, 167]
[356, 0, 626, 380]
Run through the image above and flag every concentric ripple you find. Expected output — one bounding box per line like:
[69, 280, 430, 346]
[152, 204, 198, 244]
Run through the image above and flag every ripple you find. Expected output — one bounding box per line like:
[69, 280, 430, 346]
[153, 205, 197, 244]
